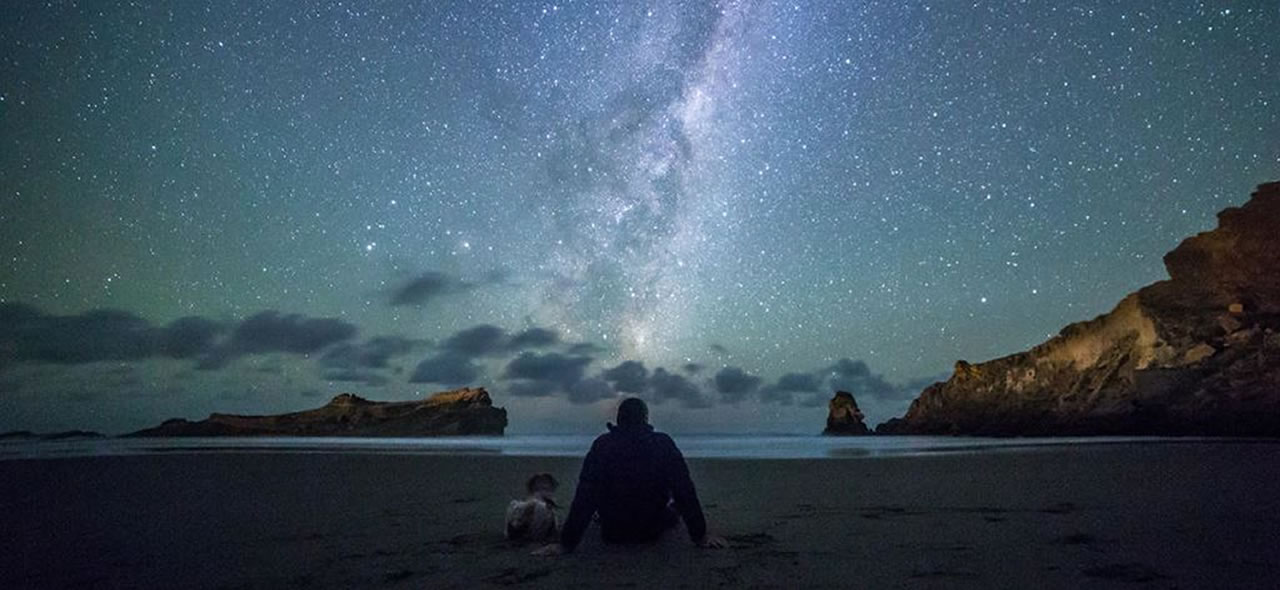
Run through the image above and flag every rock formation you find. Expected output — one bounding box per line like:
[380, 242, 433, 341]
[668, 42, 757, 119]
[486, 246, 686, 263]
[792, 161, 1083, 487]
[823, 391, 871, 435]
[878, 181, 1280, 436]
[128, 387, 507, 437]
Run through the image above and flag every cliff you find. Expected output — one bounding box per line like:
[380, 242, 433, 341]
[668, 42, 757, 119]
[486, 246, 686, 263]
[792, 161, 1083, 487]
[823, 391, 871, 435]
[878, 181, 1280, 436]
[127, 388, 507, 437]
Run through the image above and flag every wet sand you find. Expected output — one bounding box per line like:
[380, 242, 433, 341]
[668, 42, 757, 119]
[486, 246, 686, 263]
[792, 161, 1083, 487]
[2, 442, 1278, 589]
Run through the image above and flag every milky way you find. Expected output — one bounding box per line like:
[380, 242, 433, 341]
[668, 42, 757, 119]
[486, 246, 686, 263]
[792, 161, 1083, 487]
[0, 1, 1276, 433]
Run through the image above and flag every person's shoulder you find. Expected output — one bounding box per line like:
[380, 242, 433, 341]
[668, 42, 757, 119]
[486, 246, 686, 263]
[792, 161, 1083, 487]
[651, 431, 680, 448]
[588, 431, 615, 451]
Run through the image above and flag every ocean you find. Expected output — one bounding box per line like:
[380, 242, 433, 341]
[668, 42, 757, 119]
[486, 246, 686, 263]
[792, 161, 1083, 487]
[0, 434, 1238, 461]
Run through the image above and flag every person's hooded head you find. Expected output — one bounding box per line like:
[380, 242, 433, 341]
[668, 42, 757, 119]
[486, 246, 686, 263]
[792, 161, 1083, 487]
[615, 397, 649, 427]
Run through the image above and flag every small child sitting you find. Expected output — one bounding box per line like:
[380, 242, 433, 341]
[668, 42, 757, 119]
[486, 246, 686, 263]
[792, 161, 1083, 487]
[505, 473, 559, 542]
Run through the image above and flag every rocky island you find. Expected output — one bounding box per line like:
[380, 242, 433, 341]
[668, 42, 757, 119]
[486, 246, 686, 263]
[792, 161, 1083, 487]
[822, 391, 871, 435]
[128, 387, 507, 437]
[878, 181, 1280, 436]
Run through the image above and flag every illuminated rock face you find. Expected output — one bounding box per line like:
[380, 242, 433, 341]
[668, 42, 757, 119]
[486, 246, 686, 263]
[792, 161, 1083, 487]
[129, 387, 507, 437]
[823, 391, 870, 435]
[878, 182, 1280, 436]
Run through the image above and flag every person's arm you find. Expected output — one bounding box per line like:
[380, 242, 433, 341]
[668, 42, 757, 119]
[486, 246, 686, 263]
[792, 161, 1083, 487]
[663, 435, 708, 543]
[553, 441, 605, 553]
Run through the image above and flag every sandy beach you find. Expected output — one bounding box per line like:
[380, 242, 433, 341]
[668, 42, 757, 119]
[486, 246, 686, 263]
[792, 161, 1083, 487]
[2, 442, 1278, 589]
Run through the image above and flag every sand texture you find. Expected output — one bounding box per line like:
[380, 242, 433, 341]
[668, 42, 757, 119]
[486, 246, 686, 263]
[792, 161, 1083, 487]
[2, 443, 1278, 589]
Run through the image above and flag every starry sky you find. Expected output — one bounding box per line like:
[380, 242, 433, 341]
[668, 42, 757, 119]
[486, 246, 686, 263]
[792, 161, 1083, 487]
[1, 1, 1276, 435]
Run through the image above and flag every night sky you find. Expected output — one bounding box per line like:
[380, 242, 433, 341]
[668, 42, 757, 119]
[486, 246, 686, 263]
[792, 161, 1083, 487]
[1, 1, 1276, 434]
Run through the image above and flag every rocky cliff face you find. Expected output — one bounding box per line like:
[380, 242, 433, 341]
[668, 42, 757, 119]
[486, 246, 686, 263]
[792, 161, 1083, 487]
[878, 182, 1280, 436]
[823, 391, 871, 435]
[128, 387, 507, 437]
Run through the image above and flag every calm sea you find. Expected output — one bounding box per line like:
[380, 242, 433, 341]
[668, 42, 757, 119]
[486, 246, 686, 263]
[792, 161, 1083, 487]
[0, 434, 1238, 461]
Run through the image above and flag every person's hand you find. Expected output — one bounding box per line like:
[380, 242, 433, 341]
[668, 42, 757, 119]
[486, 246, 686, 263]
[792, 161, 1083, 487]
[531, 543, 564, 556]
[697, 535, 729, 549]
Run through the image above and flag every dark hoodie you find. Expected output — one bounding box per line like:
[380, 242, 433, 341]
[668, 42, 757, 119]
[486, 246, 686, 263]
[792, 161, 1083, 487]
[559, 423, 708, 552]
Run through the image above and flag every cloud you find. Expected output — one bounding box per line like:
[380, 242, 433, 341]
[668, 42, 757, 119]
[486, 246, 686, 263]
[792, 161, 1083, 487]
[776, 372, 822, 392]
[408, 351, 480, 386]
[507, 327, 560, 350]
[797, 392, 830, 408]
[820, 357, 923, 401]
[315, 336, 419, 386]
[224, 311, 357, 355]
[198, 311, 358, 369]
[567, 377, 616, 405]
[713, 366, 762, 403]
[440, 324, 507, 357]
[566, 342, 607, 356]
[826, 358, 870, 378]
[647, 368, 711, 409]
[388, 271, 474, 306]
[681, 362, 704, 375]
[158, 316, 225, 359]
[503, 352, 592, 387]
[0, 303, 225, 366]
[321, 369, 390, 386]
[507, 379, 559, 398]
[389, 269, 510, 307]
[601, 360, 649, 394]
[502, 351, 596, 403]
[320, 336, 420, 369]
[758, 372, 823, 406]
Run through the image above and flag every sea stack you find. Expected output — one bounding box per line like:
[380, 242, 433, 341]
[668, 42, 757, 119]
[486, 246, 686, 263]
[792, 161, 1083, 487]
[128, 387, 508, 437]
[878, 181, 1280, 436]
[823, 391, 871, 435]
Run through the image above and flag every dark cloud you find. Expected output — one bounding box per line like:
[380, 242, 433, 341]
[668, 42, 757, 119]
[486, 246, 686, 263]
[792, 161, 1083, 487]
[158, 316, 225, 359]
[601, 360, 649, 394]
[6, 307, 154, 364]
[320, 336, 419, 369]
[198, 311, 358, 369]
[224, 311, 357, 355]
[388, 271, 474, 306]
[506, 379, 559, 398]
[647, 368, 710, 409]
[507, 327, 560, 350]
[566, 342, 607, 356]
[503, 352, 592, 387]
[389, 269, 510, 307]
[826, 358, 870, 378]
[322, 369, 390, 386]
[758, 372, 823, 406]
[0, 303, 225, 366]
[798, 392, 830, 408]
[315, 335, 418, 386]
[775, 372, 822, 393]
[758, 387, 795, 406]
[408, 351, 480, 386]
[820, 357, 928, 402]
[567, 377, 616, 405]
[713, 366, 762, 403]
[440, 324, 507, 357]
[502, 351, 595, 402]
